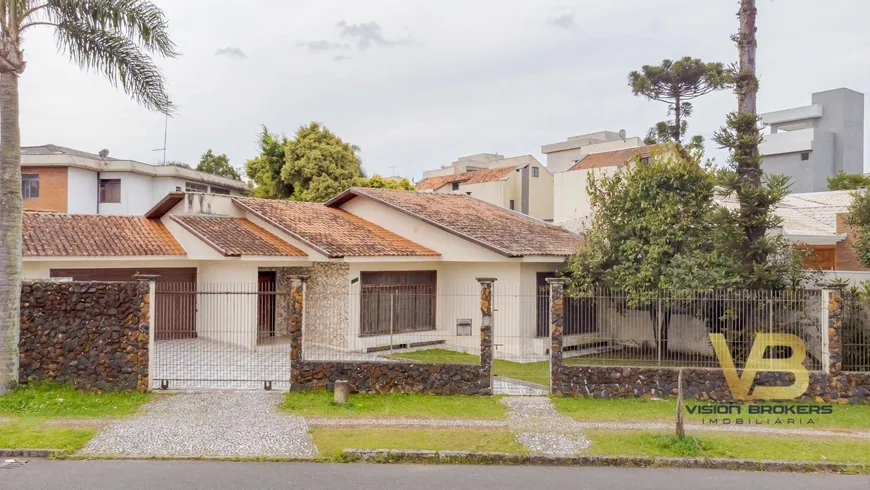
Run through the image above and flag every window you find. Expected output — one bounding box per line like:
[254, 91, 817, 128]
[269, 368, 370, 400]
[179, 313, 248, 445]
[21, 174, 39, 199]
[360, 271, 437, 336]
[465, 192, 472, 196]
[185, 182, 208, 193]
[451, 182, 460, 191]
[640, 157, 650, 164]
[532, 167, 539, 178]
[509, 199, 515, 210]
[801, 152, 810, 161]
[210, 186, 230, 195]
[99, 179, 121, 203]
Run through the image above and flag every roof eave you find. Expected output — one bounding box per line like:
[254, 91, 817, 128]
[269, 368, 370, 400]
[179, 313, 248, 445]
[145, 191, 185, 219]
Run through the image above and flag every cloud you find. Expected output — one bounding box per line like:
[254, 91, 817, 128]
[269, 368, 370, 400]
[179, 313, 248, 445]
[214, 47, 247, 59]
[296, 40, 350, 52]
[549, 12, 578, 30]
[336, 21, 411, 50]
[333, 55, 352, 62]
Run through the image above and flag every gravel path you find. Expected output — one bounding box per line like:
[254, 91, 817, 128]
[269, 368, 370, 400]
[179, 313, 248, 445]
[501, 397, 591, 455]
[79, 392, 316, 458]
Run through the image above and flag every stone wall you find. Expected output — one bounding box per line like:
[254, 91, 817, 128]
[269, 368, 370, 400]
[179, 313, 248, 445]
[280, 263, 349, 348]
[19, 280, 150, 392]
[549, 282, 870, 403]
[291, 277, 494, 395]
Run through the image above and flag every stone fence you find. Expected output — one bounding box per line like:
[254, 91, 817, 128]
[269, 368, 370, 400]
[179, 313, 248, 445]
[19, 280, 152, 392]
[547, 279, 870, 403]
[290, 277, 494, 395]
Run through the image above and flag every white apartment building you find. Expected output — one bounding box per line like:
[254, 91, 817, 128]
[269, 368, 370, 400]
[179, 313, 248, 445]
[417, 153, 554, 221]
[21, 144, 248, 215]
[760, 88, 865, 193]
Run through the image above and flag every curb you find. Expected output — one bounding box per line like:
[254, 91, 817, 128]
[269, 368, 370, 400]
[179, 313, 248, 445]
[0, 449, 64, 458]
[342, 449, 867, 473]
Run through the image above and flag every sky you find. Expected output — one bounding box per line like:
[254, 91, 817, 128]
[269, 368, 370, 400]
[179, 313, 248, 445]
[17, 0, 870, 181]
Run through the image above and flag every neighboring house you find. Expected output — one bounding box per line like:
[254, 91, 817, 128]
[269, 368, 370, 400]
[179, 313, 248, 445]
[417, 153, 553, 221]
[22, 188, 583, 358]
[552, 145, 654, 224]
[541, 130, 645, 173]
[21, 144, 248, 215]
[759, 88, 865, 193]
[558, 188, 868, 273]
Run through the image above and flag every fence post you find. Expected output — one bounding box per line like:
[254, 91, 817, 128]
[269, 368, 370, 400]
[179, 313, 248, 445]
[147, 280, 156, 392]
[289, 275, 307, 385]
[547, 277, 568, 396]
[476, 278, 495, 395]
[825, 288, 844, 375]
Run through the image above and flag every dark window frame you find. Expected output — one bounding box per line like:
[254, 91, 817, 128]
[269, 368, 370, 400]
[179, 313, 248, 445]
[99, 179, 121, 204]
[800, 152, 810, 161]
[210, 186, 231, 195]
[22, 174, 39, 199]
[532, 167, 539, 178]
[509, 199, 515, 210]
[359, 271, 437, 336]
[185, 182, 209, 193]
[451, 182, 460, 191]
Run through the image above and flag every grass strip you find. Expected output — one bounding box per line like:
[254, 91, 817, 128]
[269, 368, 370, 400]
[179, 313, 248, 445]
[0, 381, 150, 418]
[282, 390, 507, 419]
[311, 427, 526, 459]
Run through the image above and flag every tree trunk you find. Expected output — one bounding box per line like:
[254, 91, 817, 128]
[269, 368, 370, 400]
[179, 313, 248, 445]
[673, 93, 682, 144]
[0, 70, 22, 393]
[738, 0, 758, 115]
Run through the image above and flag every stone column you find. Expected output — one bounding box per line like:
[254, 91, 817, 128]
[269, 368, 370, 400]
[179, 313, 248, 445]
[289, 275, 307, 383]
[477, 278, 496, 395]
[826, 288, 844, 375]
[547, 277, 568, 396]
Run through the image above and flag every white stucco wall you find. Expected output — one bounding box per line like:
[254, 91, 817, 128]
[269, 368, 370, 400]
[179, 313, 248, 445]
[461, 180, 507, 210]
[67, 167, 98, 214]
[554, 166, 619, 224]
[97, 171, 154, 215]
[21, 258, 199, 279]
[196, 262, 259, 349]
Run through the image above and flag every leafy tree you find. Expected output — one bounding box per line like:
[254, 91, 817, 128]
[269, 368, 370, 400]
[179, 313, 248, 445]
[0, 1, 176, 392]
[246, 122, 372, 202]
[828, 171, 870, 191]
[282, 122, 363, 202]
[245, 127, 292, 199]
[565, 144, 741, 353]
[355, 174, 415, 191]
[196, 149, 240, 180]
[712, 0, 788, 289]
[844, 190, 870, 268]
[629, 57, 729, 145]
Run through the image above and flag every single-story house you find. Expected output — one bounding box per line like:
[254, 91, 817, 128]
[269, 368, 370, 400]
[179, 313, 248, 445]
[22, 188, 583, 359]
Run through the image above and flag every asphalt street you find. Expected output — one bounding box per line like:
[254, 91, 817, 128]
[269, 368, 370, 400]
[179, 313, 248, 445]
[2, 460, 869, 490]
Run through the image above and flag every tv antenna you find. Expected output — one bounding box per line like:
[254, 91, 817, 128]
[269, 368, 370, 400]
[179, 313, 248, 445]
[387, 165, 397, 176]
[152, 113, 168, 164]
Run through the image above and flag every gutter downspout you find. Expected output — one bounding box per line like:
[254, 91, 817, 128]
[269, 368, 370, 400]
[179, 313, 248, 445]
[96, 170, 101, 214]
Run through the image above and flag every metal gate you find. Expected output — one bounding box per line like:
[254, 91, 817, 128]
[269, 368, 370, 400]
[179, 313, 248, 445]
[151, 281, 292, 390]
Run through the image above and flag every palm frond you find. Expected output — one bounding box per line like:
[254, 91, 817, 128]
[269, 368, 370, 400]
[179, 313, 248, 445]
[55, 19, 172, 112]
[45, 0, 177, 56]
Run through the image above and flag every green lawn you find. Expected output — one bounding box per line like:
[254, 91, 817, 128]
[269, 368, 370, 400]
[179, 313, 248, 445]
[0, 382, 150, 418]
[0, 382, 151, 452]
[311, 427, 526, 459]
[0, 418, 95, 452]
[552, 397, 870, 430]
[281, 390, 507, 419]
[587, 430, 870, 464]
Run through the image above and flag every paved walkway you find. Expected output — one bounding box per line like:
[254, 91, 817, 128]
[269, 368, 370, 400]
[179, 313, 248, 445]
[500, 396, 592, 455]
[79, 392, 316, 458]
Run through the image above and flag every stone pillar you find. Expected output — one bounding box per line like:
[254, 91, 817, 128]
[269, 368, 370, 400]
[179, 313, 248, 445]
[547, 277, 568, 396]
[289, 275, 307, 383]
[477, 278, 496, 394]
[826, 288, 844, 375]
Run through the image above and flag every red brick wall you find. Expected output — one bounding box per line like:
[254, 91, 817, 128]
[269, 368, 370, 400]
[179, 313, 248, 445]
[22, 167, 68, 213]
[835, 214, 870, 271]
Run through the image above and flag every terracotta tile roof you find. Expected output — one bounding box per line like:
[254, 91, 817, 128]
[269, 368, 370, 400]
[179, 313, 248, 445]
[23, 211, 185, 257]
[416, 166, 514, 190]
[232, 197, 439, 258]
[171, 216, 307, 257]
[327, 188, 584, 257]
[568, 145, 655, 171]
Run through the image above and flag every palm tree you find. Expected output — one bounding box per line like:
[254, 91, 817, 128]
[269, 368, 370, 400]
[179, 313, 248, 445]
[0, 1, 176, 393]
